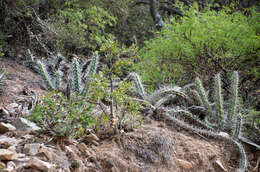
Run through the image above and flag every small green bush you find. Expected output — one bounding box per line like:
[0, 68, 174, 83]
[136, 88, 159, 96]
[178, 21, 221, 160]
[29, 92, 93, 138]
[136, 4, 260, 89]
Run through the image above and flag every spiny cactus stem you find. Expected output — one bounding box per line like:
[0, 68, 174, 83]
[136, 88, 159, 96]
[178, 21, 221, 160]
[37, 60, 54, 90]
[55, 70, 62, 90]
[128, 72, 146, 99]
[72, 57, 81, 94]
[215, 74, 224, 128]
[82, 52, 99, 95]
[228, 71, 239, 123]
[232, 113, 242, 140]
[168, 109, 214, 130]
[195, 77, 213, 120]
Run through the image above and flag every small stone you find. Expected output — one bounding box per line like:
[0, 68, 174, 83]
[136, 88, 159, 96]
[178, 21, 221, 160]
[218, 132, 229, 138]
[13, 118, 40, 131]
[23, 143, 41, 155]
[0, 149, 16, 160]
[92, 140, 100, 146]
[0, 122, 16, 134]
[214, 159, 227, 172]
[0, 161, 6, 169]
[0, 108, 9, 117]
[8, 145, 16, 152]
[13, 157, 30, 170]
[78, 143, 88, 151]
[6, 161, 16, 171]
[0, 135, 22, 147]
[21, 134, 34, 139]
[5, 103, 19, 114]
[39, 146, 70, 169]
[28, 157, 53, 171]
[176, 159, 193, 169]
[86, 133, 100, 143]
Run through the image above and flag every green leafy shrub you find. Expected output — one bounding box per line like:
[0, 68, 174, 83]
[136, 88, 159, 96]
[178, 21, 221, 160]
[47, 0, 116, 52]
[85, 39, 142, 130]
[88, 73, 142, 131]
[136, 4, 260, 89]
[29, 92, 93, 138]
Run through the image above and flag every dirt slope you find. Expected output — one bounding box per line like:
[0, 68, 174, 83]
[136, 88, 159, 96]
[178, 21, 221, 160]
[0, 57, 259, 172]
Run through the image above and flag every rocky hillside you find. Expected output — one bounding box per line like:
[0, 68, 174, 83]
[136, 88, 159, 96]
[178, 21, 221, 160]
[0, 57, 260, 172]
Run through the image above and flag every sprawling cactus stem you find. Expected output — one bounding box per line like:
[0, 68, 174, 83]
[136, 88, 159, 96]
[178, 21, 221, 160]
[147, 86, 187, 105]
[228, 71, 239, 122]
[214, 74, 224, 128]
[72, 57, 81, 94]
[82, 51, 99, 95]
[55, 70, 62, 90]
[128, 72, 146, 99]
[233, 139, 247, 172]
[162, 112, 247, 172]
[36, 60, 55, 90]
[168, 109, 214, 130]
[233, 113, 242, 140]
[195, 77, 213, 120]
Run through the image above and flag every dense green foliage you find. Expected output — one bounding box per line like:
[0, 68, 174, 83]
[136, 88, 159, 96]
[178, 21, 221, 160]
[29, 92, 93, 137]
[47, 0, 116, 52]
[136, 4, 260, 89]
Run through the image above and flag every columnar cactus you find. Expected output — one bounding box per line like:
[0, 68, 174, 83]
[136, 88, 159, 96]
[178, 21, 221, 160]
[82, 52, 99, 95]
[214, 74, 224, 129]
[36, 60, 55, 90]
[228, 71, 239, 124]
[72, 57, 81, 94]
[195, 77, 213, 120]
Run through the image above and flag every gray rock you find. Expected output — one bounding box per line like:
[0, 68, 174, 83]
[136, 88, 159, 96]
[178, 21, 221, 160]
[23, 143, 41, 156]
[0, 122, 16, 134]
[0, 135, 22, 147]
[39, 146, 71, 169]
[13, 118, 40, 131]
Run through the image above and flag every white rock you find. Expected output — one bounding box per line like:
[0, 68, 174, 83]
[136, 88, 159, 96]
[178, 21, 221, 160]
[6, 161, 16, 171]
[215, 159, 227, 172]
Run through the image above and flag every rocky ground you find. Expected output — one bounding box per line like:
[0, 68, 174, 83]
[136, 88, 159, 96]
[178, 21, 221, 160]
[0, 57, 260, 172]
